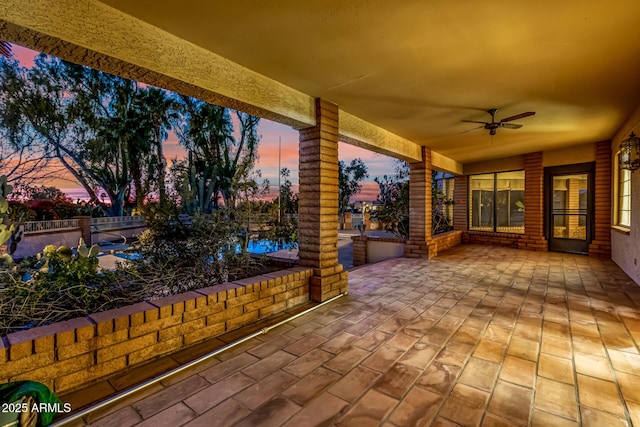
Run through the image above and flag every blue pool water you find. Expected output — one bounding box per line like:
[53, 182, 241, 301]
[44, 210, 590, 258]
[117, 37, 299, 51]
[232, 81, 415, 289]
[242, 239, 292, 254]
[109, 239, 292, 260]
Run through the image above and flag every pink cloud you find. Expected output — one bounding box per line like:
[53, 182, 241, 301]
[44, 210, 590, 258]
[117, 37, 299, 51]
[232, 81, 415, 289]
[9, 43, 38, 68]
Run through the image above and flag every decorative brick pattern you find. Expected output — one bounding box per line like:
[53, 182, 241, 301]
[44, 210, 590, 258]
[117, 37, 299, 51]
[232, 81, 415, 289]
[405, 147, 432, 258]
[518, 152, 547, 251]
[0, 268, 312, 394]
[589, 141, 612, 258]
[298, 98, 347, 301]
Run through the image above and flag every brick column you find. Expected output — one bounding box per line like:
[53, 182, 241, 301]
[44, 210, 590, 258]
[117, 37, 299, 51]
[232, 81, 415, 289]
[352, 236, 367, 266]
[518, 152, 547, 251]
[589, 141, 611, 258]
[74, 216, 92, 246]
[404, 146, 432, 258]
[453, 175, 468, 242]
[343, 212, 352, 230]
[298, 99, 348, 302]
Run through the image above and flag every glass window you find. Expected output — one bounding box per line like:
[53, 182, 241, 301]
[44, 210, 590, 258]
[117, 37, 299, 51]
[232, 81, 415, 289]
[434, 174, 455, 233]
[618, 167, 631, 228]
[469, 171, 525, 234]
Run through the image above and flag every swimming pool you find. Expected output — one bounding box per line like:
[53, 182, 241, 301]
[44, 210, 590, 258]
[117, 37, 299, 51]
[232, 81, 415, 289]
[108, 239, 293, 260]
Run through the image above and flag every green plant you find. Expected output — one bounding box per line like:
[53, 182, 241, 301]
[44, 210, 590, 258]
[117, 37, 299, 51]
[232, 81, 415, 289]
[36, 238, 100, 279]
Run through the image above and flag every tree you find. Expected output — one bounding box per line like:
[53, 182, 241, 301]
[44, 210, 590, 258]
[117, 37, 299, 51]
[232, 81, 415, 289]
[371, 160, 410, 238]
[0, 56, 57, 186]
[338, 158, 368, 228]
[372, 160, 456, 238]
[174, 97, 260, 213]
[139, 88, 179, 206]
[0, 54, 167, 216]
[276, 167, 298, 216]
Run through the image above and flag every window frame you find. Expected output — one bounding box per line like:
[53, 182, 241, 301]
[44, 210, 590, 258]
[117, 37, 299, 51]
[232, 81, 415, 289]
[614, 150, 632, 229]
[468, 170, 525, 234]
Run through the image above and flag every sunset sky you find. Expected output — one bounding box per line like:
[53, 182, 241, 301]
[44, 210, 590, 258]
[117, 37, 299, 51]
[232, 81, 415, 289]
[6, 44, 398, 202]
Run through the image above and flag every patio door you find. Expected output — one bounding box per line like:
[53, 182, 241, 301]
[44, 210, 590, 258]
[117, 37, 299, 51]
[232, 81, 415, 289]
[545, 163, 594, 254]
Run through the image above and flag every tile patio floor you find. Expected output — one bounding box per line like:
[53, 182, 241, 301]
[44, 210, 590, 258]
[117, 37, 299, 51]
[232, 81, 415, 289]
[60, 244, 640, 426]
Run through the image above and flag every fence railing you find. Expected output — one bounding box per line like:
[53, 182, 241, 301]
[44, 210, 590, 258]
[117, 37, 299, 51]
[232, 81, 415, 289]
[23, 219, 79, 234]
[91, 216, 145, 229]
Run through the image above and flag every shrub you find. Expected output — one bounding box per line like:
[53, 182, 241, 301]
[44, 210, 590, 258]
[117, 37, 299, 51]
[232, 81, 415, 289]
[0, 240, 145, 335]
[137, 210, 269, 294]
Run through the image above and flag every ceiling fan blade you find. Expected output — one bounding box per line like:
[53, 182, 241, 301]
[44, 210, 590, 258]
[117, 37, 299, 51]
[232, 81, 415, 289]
[500, 112, 535, 123]
[461, 125, 485, 134]
[501, 123, 523, 129]
[461, 120, 488, 124]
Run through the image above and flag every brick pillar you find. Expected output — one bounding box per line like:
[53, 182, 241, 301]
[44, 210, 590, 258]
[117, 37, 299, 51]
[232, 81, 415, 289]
[453, 175, 468, 242]
[352, 236, 367, 266]
[589, 141, 611, 258]
[298, 98, 348, 302]
[404, 147, 432, 258]
[343, 212, 352, 230]
[518, 152, 547, 251]
[74, 216, 92, 246]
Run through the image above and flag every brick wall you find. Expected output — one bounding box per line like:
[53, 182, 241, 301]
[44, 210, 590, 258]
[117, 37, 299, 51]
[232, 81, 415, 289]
[589, 141, 612, 258]
[408, 146, 432, 243]
[352, 236, 367, 266]
[298, 98, 348, 301]
[355, 233, 462, 264]
[518, 152, 547, 251]
[463, 231, 521, 248]
[428, 231, 462, 258]
[0, 267, 312, 394]
[405, 146, 432, 258]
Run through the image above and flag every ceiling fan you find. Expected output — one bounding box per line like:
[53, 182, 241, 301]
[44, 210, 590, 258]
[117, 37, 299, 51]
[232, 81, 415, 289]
[462, 108, 536, 135]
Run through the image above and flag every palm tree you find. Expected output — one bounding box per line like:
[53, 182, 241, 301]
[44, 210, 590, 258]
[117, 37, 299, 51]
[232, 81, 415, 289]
[140, 88, 178, 206]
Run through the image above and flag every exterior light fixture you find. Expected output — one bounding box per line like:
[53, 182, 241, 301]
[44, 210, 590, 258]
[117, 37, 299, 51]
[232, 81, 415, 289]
[620, 132, 640, 172]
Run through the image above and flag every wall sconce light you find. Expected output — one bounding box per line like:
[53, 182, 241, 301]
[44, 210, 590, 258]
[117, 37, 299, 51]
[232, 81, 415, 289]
[620, 132, 640, 172]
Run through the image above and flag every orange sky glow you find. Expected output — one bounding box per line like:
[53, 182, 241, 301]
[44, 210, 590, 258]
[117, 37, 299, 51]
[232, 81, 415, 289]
[4, 44, 398, 203]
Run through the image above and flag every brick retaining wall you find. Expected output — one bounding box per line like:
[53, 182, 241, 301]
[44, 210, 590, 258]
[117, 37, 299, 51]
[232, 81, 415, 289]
[428, 231, 463, 258]
[0, 267, 312, 394]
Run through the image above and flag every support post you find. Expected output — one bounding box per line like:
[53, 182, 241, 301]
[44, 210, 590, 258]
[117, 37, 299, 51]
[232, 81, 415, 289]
[298, 99, 348, 302]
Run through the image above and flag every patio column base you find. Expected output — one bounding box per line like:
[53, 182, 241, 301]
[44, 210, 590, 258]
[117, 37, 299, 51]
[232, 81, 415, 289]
[404, 239, 431, 259]
[310, 265, 348, 302]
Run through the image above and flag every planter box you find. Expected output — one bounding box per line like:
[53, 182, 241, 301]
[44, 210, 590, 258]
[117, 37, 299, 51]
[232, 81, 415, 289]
[352, 231, 463, 265]
[0, 267, 312, 394]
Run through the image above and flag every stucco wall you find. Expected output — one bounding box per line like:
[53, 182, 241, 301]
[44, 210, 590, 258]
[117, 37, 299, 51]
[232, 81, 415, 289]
[543, 143, 596, 167]
[367, 239, 405, 263]
[610, 105, 640, 285]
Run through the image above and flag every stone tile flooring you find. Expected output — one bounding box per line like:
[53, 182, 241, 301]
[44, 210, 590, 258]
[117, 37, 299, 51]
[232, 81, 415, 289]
[60, 245, 640, 426]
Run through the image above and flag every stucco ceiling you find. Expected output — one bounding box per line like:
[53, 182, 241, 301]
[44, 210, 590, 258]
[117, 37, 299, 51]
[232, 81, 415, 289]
[97, 0, 640, 164]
